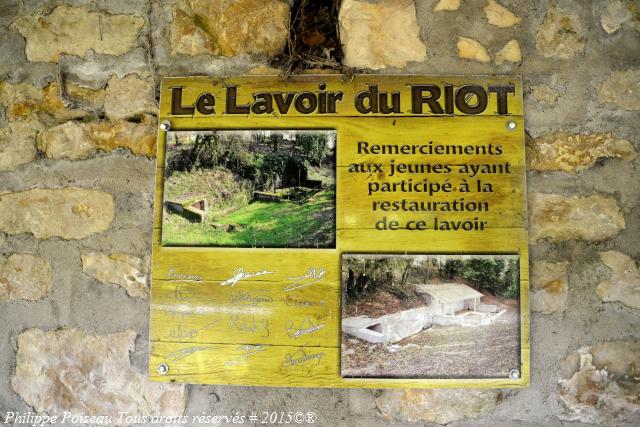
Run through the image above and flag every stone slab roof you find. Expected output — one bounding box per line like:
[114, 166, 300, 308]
[415, 283, 483, 304]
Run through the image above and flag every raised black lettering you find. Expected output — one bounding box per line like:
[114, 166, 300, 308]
[294, 92, 317, 114]
[444, 84, 454, 115]
[327, 92, 343, 113]
[379, 92, 400, 114]
[358, 141, 370, 154]
[226, 86, 250, 114]
[488, 84, 515, 115]
[411, 85, 444, 114]
[455, 85, 488, 114]
[355, 85, 378, 113]
[251, 92, 274, 114]
[171, 87, 195, 115]
[273, 93, 295, 114]
[195, 93, 215, 115]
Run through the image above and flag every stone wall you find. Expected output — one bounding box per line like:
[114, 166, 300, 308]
[1, 0, 639, 426]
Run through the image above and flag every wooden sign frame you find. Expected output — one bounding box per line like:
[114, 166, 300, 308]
[149, 75, 529, 388]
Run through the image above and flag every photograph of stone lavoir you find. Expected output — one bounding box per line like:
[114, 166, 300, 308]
[161, 130, 336, 248]
[341, 254, 520, 378]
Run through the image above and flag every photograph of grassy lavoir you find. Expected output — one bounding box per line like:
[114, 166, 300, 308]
[162, 130, 336, 247]
[341, 254, 520, 378]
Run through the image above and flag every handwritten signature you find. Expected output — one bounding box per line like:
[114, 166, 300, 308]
[168, 268, 203, 282]
[229, 291, 274, 306]
[225, 345, 269, 366]
[286, 316, 325, 339]
[221, 268, 273, 287]
[167, 319, 220, 341]
[228, 315, 270, 338]
[284, 267, 326, 292]
[165, 345, 212, 362]
[173, 282, 198, 301]
[282, 348, 325, 367]
[285, 295, 325, 307]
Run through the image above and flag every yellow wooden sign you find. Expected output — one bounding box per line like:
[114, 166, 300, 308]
[150, 75, 529, 388]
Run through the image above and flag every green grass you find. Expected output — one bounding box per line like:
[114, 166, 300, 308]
[162, 187, 336, 248]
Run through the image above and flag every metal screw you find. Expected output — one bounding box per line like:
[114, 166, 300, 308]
[157, 363, 169, 375]
[159, 120, 171, 131]
[509, 369, 520, 379]
[506, 120, 517, 130]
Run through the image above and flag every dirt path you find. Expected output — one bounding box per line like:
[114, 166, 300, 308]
[341, 300, 520, 378]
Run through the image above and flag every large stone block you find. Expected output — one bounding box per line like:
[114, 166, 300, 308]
[0, 253, 52, 301]
[0, 188, 114, 240]
[81, 252, 150, 298]
[456, 36, 491, 63]
[104, 74, 156, 120]
[0, 118, 41, 171]
[495, 39, 522, 65]
[558, 341, 640, 425]
[598, 69, 640, 111]
[528, 193, 625, 243]
[38, 116, 157, 160]
[434, 0, 461, 12]
[597, 0, 640, 34]
[530, 84, 559, 104]
[527, 131, 636, 173]
[11, 329, 187, 418]
[484, 0, 521, 28]
[530, 261, 568, 314]
[169, 0, 290, 57]
[597, 251, 640, 309]
[10, 6, 144, 62]
[375, 388, 504, 424]
[0, 81, 104, 123]
[535, 5, 586, 58]
[339, 0, 427, 69]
